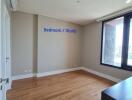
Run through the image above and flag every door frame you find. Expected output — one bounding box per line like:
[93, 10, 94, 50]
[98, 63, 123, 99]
[5, 3, 12, 90]
[0, 0, 7, 99]
[0, 0, 12, 100]
[0, 0, 2, 99]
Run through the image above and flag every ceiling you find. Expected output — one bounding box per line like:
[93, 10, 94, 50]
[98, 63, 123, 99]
[16, 0, 132, 25]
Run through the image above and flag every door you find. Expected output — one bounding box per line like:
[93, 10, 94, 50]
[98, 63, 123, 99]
[0, 0, 2, 98]
[0, 0, 11, 100]
[0, 0, 3, 99]
[0, 0, 5, 100]
[5, 2, 11, 91]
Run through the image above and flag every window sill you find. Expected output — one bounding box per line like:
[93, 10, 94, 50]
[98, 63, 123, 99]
[100, 63, 132, 72]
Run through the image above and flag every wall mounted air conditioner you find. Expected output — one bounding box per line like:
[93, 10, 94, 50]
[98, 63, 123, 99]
[10, 0, 18, 11]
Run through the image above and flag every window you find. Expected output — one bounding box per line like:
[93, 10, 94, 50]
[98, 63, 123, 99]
[101, 12, 132, 71]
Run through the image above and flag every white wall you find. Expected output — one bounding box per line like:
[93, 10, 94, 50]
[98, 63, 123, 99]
[37, 15, 82, 73]
[12, 11, 132, 80]
[82, 22, 132, 80]
[12, 12, 34, 76]
[12, 12, 82, 76]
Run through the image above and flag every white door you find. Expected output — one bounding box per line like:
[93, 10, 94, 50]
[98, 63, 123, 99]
[0, 0, 3, 99]
[0, 0, 5, 100]
[0, 0, 11, 100]
[5, 2, 11, 91]
[0, 0, 2, 98]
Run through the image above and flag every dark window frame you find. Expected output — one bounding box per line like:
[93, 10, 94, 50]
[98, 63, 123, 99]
[100, 12, 132, 71]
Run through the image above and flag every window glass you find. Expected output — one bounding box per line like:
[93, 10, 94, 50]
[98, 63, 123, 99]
[102, 17, 124, 67]
[127, 18, 132, 66]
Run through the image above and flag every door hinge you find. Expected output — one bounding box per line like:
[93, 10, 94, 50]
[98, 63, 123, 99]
[0, 78, 9, 83]
[6, 57, 10, 62]
[0, 85, 2, 90]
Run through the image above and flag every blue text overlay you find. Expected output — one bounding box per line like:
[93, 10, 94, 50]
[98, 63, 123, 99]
[43, 27, 77, 33]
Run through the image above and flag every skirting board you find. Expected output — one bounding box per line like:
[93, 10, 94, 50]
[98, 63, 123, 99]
[37, 67, 82, 77]
[12, 67, 82, 80]
[12, 67, 121, 82]
[80, 67, 121, 82]
[12, 73, 35, 80]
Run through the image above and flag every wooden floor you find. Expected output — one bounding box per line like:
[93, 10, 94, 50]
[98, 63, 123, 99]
[7, 70, 115, 100]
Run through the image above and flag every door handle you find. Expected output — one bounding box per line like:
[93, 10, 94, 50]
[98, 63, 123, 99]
[0, 78, 9, 83]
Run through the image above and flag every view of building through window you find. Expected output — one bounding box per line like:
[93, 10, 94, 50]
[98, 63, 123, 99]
[128, 19, 132, 66]
[102, 16, 132, 68]
[102, 17, 124, 67]
[114, 19, 123, 66]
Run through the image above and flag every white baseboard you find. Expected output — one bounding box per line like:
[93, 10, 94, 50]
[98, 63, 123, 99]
[12, 67, 81, 80]
[6, 83, 12, 90]
[80, 67, 121, 82]
[12, 67, 121, 83]
[12, 73, 34, 80]
[37, 67, 81, 77]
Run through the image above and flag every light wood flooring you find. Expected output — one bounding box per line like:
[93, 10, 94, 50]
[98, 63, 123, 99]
[7, 70, 115, 100]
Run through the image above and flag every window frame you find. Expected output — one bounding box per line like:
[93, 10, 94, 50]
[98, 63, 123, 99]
[100, 12, 132, 71]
